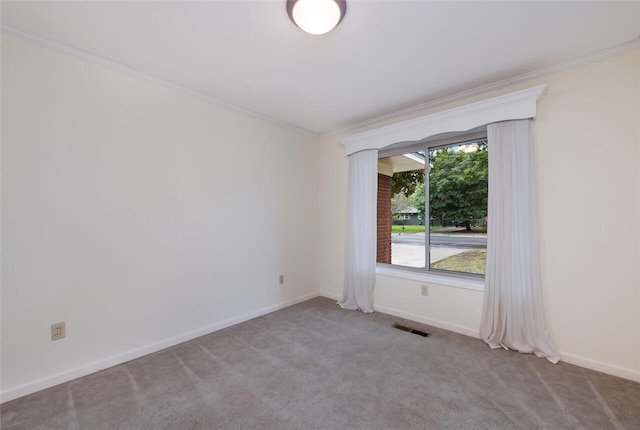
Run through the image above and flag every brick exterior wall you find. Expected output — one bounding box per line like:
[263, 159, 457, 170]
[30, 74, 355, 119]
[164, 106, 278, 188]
[377, 173, 392, 264]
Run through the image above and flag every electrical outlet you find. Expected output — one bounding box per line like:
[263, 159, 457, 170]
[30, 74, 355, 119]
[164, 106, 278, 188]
[420, 284, 428, 296]
[51, 322, 65, 341]
[279, 274, 284, 285]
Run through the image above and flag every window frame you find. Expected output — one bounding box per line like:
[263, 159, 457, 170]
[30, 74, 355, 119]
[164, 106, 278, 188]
[377, 130, 488, 287]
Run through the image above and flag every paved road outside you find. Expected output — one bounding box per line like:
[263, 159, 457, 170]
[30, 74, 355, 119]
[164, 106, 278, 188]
[393, 232, 486, 249]
[391, 230, 486, 267]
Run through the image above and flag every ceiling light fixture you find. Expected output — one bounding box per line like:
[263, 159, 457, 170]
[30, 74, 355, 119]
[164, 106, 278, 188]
[287, 0, 347, 35]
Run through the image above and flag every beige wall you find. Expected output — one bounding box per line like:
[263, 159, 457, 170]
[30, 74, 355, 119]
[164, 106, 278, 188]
[318, 50, 640, 381]
[1, 35, 319, 400]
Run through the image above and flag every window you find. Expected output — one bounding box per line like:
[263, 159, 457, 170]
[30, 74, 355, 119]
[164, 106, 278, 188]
[377, 136, 488, 278]
[344, 85, 544, 289]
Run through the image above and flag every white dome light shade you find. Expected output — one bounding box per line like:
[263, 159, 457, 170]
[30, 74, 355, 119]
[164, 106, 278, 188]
[287, 0, 347, 35]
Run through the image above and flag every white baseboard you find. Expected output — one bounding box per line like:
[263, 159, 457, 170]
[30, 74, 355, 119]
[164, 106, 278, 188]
[319, 290, 341, 301]
[318, 291, 480, 339]
[372, 304, 481, 339]
[0, 292, 319, 404]
[559, 351, 640, 383]
[319, 291, 640, 383]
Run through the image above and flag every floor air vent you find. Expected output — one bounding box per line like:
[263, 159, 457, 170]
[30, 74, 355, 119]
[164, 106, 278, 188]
[393, 323, 431, 338]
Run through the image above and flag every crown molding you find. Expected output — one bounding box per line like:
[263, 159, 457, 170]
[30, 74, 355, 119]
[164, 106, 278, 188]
[326, 36, 640, 139]
[1, 24, 318, 137]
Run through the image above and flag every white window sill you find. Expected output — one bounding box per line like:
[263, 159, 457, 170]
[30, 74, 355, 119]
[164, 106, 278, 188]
[376, 265, 485, 292]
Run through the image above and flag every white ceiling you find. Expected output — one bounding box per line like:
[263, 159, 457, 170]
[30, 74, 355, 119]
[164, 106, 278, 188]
[2, 1, 639, 135]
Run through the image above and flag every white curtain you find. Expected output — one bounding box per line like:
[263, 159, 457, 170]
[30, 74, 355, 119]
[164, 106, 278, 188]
[480, 120, 560, 363]
[339, 149, 378, 313]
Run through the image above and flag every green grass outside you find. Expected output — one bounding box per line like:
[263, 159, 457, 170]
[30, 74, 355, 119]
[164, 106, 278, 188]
[391, 225, 425, 233]
[391, 225, 483, 233]
[431, 249, 486, 275]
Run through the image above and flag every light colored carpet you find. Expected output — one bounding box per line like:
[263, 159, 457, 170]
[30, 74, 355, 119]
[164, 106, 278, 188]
[2, 297, 639, 429]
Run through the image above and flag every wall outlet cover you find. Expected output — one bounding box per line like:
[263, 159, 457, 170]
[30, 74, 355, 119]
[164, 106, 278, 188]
[51, 322, 66, 341]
